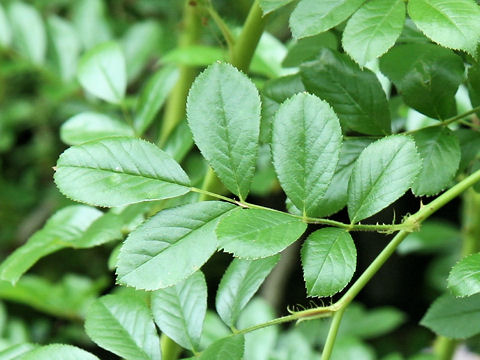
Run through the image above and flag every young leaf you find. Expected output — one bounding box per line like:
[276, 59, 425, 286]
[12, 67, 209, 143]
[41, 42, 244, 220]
[199, 335, 245, 360]
[116, 201, 235, 290]
[301, 49, 391, 135]
[259, 0, 295, 15]
[448, 253, 480, 297]
[134, 66, 179, 135]
[8, 2, 46, 65]
[77, 41, 127, 104]
[412, 127, 461, 196]
[60, 112, 134, 145]
[290, 0, 366, 39]
[20, 344, 99, 360]
[0, 4, 11, 48]
[301, 228, 356, 297]
[0, 206, 102, 284]
[54, 138, 191, 207]
[85, 294, 160, 360]
[216, 256, 279, 327]
[47, 16, 81, 81]
[421, 293, 480, 338]
[407, 0, 480, 56]
[379, 44, 464, 119]
[348, 135, 421, 223]
[272, 93, 342, 216]
[186, 62, 261, 201]
[342, 0, 405, 66]
[216, 208, 307, 259]
[122, 21, 162, 81]
[151, 271, 207, 351]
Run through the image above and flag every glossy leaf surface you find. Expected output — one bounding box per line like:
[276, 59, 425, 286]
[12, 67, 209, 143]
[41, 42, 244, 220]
[448, 253, 480, 297]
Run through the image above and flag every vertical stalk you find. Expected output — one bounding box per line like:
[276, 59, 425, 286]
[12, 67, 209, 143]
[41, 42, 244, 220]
[159, 0, 201, 147]
[433, 188, 480, 359]
[161, 334, 182, 360]
[321, 308, 346, 360]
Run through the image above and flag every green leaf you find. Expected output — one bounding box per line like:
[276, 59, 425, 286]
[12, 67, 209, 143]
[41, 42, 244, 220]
[122, 21, 162, 81]
[448, 253, 480, 297]
[407, 0, 480, 56]
[47, 16, 81, 81]
[456, 129, 480, 172]
[261, 74, 305, 144]
[342, 0, 405, 66]
[467, 63, 480, 112]
[8, 2, 46, 65]
[200, 311, 231, 349]
[290, 0, 366, 39]
[151, 271, 207, 351]
[412, 127, 461, 196]
[301, 228, 356, 297]
[238, 299, 278, 360]
[199, 335, 244, 360]
[19, 344, 99, 360]
[331, 338, 375, 360]
[116, 201, 235, 290]
[216, 256, 279, 327]
[301, 49, 391, 135]
[272, 93, 342, 216]
[71, 0, 111, 49]
[54, 138, 191, 207]
[85, 294, 161, 360]
[0, 4, 11, 48]
[0, 275, 106, 319]
[134, 66, 179, 135]
[379, 44, 464, 119]
[0, 343, 37, 360]
[282, 32, 338, 68]
[77, 41, 127, 104]
[421, 293, 480, 338]
[0, 206, 102, 284]
[187, 63, 261, 200]
[163, 121, 194, 163]
[60, 112, 134, 145]
[312, 138, 372, 217]
[216, 208, 307, 259]
[259, 0, 295, 14]
[398, 220, 459, 255]
[348, 135, 421, 223]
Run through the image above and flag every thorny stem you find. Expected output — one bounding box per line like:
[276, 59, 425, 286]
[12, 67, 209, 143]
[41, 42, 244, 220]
[192, 169, 480, 359]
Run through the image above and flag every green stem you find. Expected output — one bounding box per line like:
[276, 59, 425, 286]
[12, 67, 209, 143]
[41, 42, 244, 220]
[433, 336, 458, 360]
[206, 5, 236, 58]
[230, 0, 267, 72]
[321, 308, 346, 360]
[159, 0, 201, 147]
[161, 334, 182, 360]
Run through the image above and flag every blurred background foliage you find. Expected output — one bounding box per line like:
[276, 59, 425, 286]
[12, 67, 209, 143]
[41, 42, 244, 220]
[0, 0, 477, 358]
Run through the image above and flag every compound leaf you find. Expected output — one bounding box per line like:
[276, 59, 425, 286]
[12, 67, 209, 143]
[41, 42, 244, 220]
[85, 294, 160, 360]
[54, 138, 191, 207]
[301, 228, 356, 297]
[116, 201, 235, 290]
[77, 41, 126, 104]
[272, 93, 342, 216]
[448, 253, 480, 297]
[216, 256, 279, 327]
[342, 0, 405, 66]
[348, 135, 421, 223]
[152, 271, 207, 351]
[187, 63, 261, 201]
[216, 208, 307, 259]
